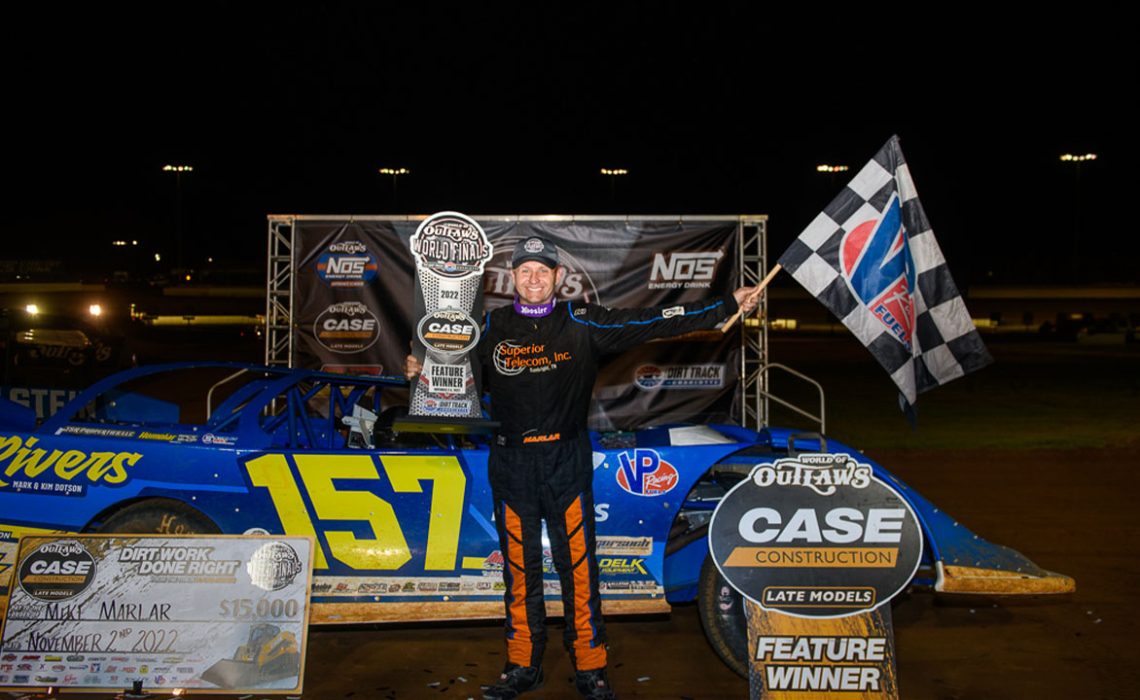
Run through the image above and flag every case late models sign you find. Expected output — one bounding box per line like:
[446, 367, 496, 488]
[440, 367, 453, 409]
[710, 454, 921, 617]
[709, 454, 921, 697]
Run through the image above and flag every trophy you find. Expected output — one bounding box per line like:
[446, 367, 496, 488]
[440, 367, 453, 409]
[404, 211, 496, 431]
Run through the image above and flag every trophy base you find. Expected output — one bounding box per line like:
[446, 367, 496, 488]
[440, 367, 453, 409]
[392, 415, 500, 435]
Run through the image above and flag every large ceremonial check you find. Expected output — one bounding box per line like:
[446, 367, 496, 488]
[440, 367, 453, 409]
[0, 535, 313, 694]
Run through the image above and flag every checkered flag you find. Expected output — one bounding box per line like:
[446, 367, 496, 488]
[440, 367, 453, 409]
[778, 135, 992, 414]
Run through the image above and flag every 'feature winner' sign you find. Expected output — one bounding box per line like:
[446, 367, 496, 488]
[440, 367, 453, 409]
[709, 454, 922, 699]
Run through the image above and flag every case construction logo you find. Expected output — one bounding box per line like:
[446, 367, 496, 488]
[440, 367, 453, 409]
[314, 302, 381, 354]
[709, 453, 922, 618]
[17, 539, 97, 602]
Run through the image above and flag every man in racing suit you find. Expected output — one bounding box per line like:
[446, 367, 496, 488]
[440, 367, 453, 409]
[409, 236, 756, 699]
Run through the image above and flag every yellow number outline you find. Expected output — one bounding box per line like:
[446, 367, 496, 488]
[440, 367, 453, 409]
[245, 453, 467, 571]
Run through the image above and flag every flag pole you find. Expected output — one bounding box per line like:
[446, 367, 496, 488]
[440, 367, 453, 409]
[721, 263, 782, 333]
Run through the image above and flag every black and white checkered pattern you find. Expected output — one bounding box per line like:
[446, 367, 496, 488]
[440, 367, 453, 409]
[778, 135, 992, 408]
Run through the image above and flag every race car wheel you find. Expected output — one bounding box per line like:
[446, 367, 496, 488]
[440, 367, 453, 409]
[97, 498, 220, 535]
[697, 554, 749, 678]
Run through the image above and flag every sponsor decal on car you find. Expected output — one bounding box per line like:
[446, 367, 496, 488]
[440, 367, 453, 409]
[596, 536, 654, 556]
[0, 435, 141, 490]
[137, 432, 177, 442]
[615, 449, 678, 497]
[55, 426, 137, 439]
[598, 557, 648, 576]
[201, 433, 238, 446]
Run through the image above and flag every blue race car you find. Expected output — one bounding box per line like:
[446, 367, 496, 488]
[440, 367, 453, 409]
[0, 362, 1073, 676]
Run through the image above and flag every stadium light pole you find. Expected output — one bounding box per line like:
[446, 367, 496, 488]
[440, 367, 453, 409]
[379, 168, 410, 209]
[600, 168, 628, 203]
[1060, 153, 1096, 281]
[162, 164, 193, 270]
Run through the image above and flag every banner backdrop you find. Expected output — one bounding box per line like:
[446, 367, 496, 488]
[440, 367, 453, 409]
[294, 219, 740, 430]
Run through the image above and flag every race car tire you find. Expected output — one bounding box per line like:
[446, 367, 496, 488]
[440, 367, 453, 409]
[97, 498, 220, 535]
[697, 554, 749, 678]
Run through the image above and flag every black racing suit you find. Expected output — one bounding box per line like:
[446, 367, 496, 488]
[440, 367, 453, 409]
[479, 294, 737, 670]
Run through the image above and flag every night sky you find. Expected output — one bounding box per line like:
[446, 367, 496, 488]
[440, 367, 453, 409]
[4, 6, 1133, 285]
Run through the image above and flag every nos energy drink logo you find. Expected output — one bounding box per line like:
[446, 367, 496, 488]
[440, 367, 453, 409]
[316, 241, 378, 287]
[840, 193, 916, 349]
[616, 449, 678, 497]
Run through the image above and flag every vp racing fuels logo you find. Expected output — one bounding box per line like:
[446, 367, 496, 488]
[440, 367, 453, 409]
[841, 193, 916, 350]
[492, 341, 571, 376]
[615, 449, 678, 497]
[314, 302, 381, 354]
[649, 250, 724, 290]
[316, 240, 378, 287]
[410, 212, 493, 280]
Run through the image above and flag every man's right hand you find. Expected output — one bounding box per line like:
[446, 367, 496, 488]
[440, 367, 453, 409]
[404, 354, 422, 381]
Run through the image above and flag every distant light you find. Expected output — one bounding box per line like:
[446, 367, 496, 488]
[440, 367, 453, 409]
[600, 168, 629, 176]
[89, 304, 103, 317]
[132, 240, 139, 246]
[1060, 153, 1097, 162]
[207, 257, 214, 263]
[816, 164, 849, 173]
[378, 167, 410, 175]
[112, 240, 127, 247]
[154, 253, 162, 262]
[185, 274, 192, 282]
[25, 304, 39, 315]
[162, 164, 194, 172]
